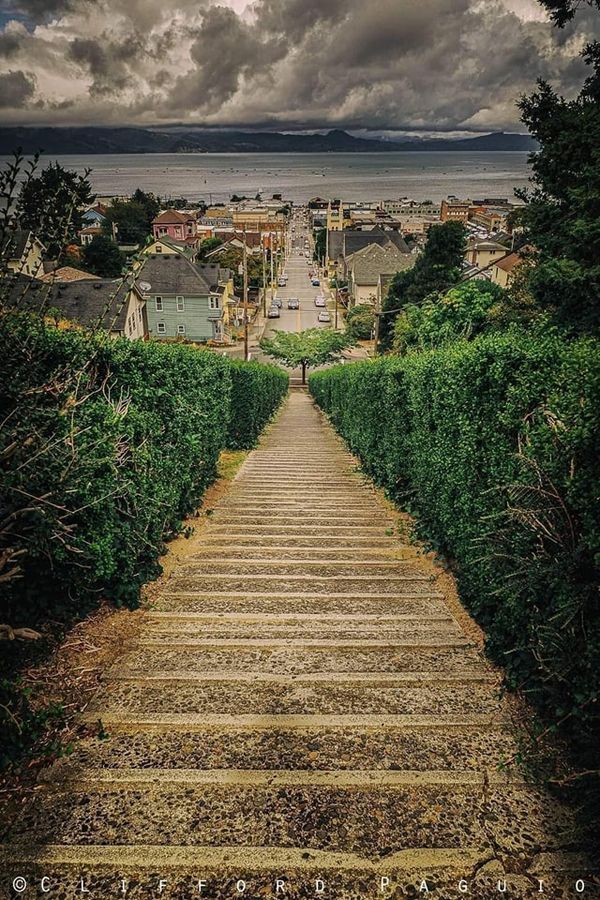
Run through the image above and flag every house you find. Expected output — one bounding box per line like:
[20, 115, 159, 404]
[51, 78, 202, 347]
[143, 236, 198, 261]
[345, 243, 415, 307]
[489, 248, 527, 288]
[327, 227, 411, 277]
[39, 266, 99, 283]
[136, 253, 225, 343]
[81, 203, 108, 226]
[465, 238, 508, 270]
[80, 225, 103, 246]
[151, 209, 197, 242]
[440, 197, 471, 223]
[2, 274, 146, 339]
[2, 230, 46, 277]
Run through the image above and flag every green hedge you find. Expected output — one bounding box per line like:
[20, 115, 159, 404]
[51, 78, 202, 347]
[309, 330, 600, 752]
[0, 314, 232, 626]
[226, 359, 288, 449]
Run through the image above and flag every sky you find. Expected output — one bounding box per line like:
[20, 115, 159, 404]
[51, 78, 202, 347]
[0, 0, 597, 134]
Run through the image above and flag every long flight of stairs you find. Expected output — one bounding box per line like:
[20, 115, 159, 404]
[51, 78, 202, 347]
[0, 390, 587, 898]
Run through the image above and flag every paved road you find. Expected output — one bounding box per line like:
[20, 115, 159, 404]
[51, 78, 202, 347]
[263, 211, 333, 338]
[2, 391, 585, 896]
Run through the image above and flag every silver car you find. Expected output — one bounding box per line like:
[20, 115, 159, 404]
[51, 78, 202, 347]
[267, 306, 281, 318]
[318, 311, 331, 323]
[314, 296, 326, 307]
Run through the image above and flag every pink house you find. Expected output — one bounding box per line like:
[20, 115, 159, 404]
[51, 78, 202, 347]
[152, 209, 197, 241]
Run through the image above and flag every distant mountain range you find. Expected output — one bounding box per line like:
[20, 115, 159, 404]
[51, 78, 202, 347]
[0, 127, 538, 155]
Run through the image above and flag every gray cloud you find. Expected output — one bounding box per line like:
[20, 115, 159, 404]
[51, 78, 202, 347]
[0, 0, 598, 129]
[0, 68, 35, 106]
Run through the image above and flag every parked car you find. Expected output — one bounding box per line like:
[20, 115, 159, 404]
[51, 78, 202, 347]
[278, 278, 286, 287]
[318, 311, 331, 323]
[287, 298, 300, 309]
[311, 278, 320, 286]
[314, 296, 326, 308]
[267, 306, 281, 318]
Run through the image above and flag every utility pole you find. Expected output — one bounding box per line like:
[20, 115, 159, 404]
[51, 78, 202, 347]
[270, 234, 274, 298]
[262, 240, 267, 317]
[335, 281, 339, 330]
[243, 229, 249, 361]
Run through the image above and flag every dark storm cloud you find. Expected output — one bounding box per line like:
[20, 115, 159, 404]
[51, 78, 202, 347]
[69, 34, 146, 96]
[0, 0, 598, 129]
[0, 68, 35, 106]
[0, 30, 23, 57]
[169, 5, 287, 113]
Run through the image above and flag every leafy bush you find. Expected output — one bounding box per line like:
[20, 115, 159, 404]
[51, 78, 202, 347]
[0, 312, 231, 626]
[227, 359, 288, 449]
[393, 281, 506, 353]
[309, 330, 600, 755]
[346, 304, 375, 340]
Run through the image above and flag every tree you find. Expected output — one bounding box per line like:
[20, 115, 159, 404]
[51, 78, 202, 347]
[517, 39, 600, 332]
[18, 162, 94, 258]
[259, 328, 355, 384]
[212, 246, 264, 292]
[346, 303, 375, 340]
[378, 221, 466, 351]
[82, 235, 125, 277]
[198, 237, 224, 260]
[538, 0, 600, 26]
[392, 280, 507, 354]
[313, 227, 326, 263]
[103, 190, 160, 246]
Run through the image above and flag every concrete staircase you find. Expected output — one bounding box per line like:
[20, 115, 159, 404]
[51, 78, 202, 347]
[1, 391, 586, 898]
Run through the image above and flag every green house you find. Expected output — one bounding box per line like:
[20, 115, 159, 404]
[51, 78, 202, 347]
[136, 254, 224, 342]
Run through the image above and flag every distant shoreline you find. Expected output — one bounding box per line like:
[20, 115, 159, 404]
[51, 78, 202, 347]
[0, 127, 538, 157]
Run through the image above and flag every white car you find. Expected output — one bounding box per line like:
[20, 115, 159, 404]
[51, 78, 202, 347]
[318, 311, 331, 323]
[314, 296, 326, 308]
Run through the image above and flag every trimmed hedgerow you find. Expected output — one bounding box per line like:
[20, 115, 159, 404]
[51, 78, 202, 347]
[309, 329, 600, 751]
[0, 312, 232, 625]
[226, 359, 288, 449]
[0, 312, 289, 769]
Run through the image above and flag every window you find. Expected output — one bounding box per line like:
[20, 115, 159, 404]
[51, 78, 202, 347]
[138, 307, 143, 322]
[156, 245, 163, 253]
[176, 296, 185, 311]
[177, 324, 186, 335]
[157, 322, 166, 335]
[155, 296, 163, 311]
[209, 296, 220, 310]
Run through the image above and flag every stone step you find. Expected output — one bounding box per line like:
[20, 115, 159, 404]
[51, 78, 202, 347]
[51, 723, 514, 773]
[188, 549, 414, 561]
[215, 503, 380, 512]
[110, 645, 485, 676]
[209, 514, 392, 526]
[4, 782, 572, 859]
[151, 594, 446, 614]
[174, 562, 420, 577]
[166, 575, 433, 595]
[202, 526, 396, 536]
[42, 768, 521, 789]
[86, 682, 499, 717]
[189, 536, 399, 548]
[141, 620, 461, 643]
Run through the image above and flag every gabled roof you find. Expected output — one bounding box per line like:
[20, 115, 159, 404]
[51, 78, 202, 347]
[2, 273, 133, 332]
[135, 253, 213, 295]
[152, 209, 195, 226]
[493, 250, 525, 273]
[39, 266, 100, 283]
[1, 229, 45, 260]
[328, 227, 410, 262]
[348, 242, 415, 285]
